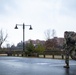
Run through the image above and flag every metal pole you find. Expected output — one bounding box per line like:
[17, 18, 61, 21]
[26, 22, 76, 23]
[14, 23, 32, 56]
[23, 23, 25, 56]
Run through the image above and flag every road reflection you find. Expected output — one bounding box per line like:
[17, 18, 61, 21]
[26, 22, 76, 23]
[65, 68, 69, 75]
[0, 57, 76, 75]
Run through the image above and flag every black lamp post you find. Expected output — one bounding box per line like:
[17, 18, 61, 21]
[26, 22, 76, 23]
[14, 23, 32, 56]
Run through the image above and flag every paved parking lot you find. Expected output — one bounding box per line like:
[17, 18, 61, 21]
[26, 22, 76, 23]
[0, 56, 76, 75]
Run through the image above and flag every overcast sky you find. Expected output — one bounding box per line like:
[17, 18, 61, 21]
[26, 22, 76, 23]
[0, 0, 76, 47]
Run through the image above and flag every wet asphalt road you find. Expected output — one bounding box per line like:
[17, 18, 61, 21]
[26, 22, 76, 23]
[0, 56, 76, 75]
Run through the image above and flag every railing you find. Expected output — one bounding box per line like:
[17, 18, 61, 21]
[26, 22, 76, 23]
[0, 49, 65, 59]
[37, 50, 65, 59]
[0, 50, 23, 56]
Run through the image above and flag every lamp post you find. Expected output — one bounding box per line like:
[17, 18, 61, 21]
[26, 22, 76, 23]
[14, 23, 32, 56]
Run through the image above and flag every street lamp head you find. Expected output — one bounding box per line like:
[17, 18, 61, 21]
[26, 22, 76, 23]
[29, 25, 33, 30]
[14, 24, 18, 29]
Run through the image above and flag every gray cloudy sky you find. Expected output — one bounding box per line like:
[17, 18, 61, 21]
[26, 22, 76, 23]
[0, 0, 76, 46]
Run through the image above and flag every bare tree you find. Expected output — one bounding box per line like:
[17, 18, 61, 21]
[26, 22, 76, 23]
[44, 29, 56, 39]
[44, 29, 57, 50]
[44, 29, 51, 40]
[0, 29, 8, 48]
[51, 29, 56, 38]
[51, 29, 57, 50]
